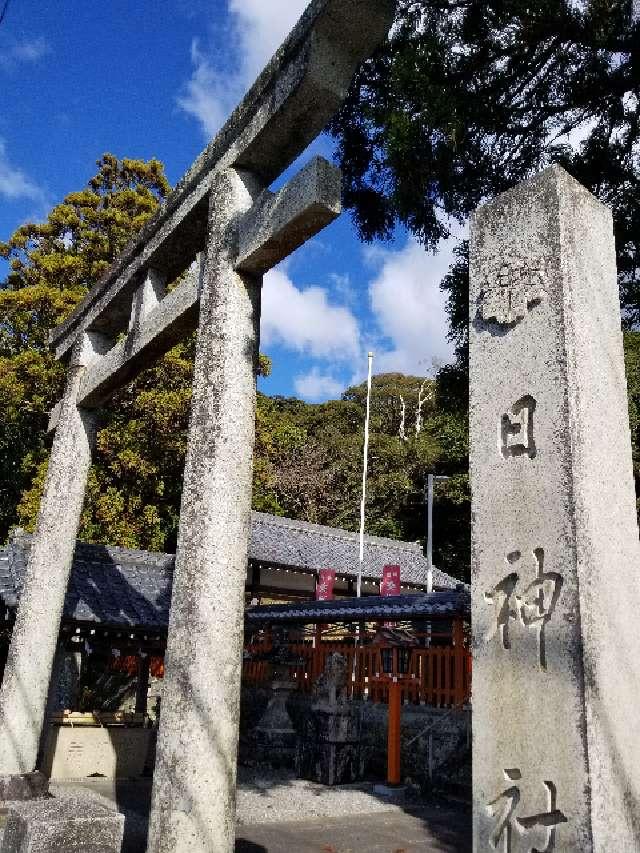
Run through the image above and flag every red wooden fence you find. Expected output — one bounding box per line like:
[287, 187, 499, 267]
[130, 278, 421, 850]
[243, 634, 471, 708]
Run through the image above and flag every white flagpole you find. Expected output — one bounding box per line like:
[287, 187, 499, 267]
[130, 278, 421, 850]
[357, 352, 374, 598]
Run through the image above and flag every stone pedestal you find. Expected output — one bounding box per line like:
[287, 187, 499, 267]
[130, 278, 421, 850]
[0, 774, 48, 803]
[297, 702, 361, 786]
[0, 792, 124, 853]
[251, 678, 298, 768]
[297, 652, 361, 785]
[470, 165, 640, 851]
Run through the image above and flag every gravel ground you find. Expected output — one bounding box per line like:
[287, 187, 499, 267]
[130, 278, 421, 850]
[0, 774, 468, 853]
[235, 768, 413, 825]
[50, 769, 415, 825]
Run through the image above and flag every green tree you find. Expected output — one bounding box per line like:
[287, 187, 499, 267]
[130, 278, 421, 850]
[253, 374, 469, 580]
[3, 154, 469, 579]
[331, 0, 640, 534]
[0, 154, 171, 542]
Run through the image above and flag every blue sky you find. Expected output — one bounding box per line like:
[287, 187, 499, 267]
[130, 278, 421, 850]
[0, 0, 456, 401]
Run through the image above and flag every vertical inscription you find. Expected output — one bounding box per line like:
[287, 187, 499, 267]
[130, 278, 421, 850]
[479, 256, 546, 327]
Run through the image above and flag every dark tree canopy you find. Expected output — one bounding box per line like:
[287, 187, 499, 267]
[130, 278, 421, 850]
[331, 0, 640, 322]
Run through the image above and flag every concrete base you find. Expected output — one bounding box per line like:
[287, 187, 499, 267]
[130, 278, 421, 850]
[0, 775, 48, 802]
[0, 791, 124, 852]
[372, 783, 407, 801]
[41, 724, 154, 780]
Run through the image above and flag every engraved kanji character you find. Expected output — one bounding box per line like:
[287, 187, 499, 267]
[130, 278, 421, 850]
[488, 768, 522, 852]
[519, 549, 563, 671]
[516, 781, 568, 853]
[484, 549, 563, 670]
[501, 396, 537, 459]
[488, 773, 568, 853]
[484, 551, 521, 650]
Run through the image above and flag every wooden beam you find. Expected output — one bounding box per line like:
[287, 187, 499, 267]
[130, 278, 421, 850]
[135, 655, 151, 715]
[387, 680, 402, 785]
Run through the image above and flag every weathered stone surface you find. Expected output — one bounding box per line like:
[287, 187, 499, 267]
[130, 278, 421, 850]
[297, 654, 361, 785]
[0, 774, 48, 802]
[0, 335, 105, 775]
[251, 678, 299, 769]
[236, 156, 341, 274]
[0, 791, 124, 853]
[6, 3, 398, 851]
[71, 157, 341, 410]
[49, 0, 395, 359]
[470, 165, 640, 851]
[146, 168, 265, 853]
[73, 258, 203, 410]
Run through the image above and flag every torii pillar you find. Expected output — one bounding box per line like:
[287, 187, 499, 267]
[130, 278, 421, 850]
[146, 161, 340, 851]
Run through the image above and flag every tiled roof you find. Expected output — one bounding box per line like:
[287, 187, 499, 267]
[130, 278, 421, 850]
[2, 535, 173, 630]
[245, 590, 470, 624]
[249, 511, 457, 589]
[0, 512, 462, 630]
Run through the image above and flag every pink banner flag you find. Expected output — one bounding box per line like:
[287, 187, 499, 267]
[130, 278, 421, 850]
[316, 568, 336, 601]
[381, 564, 401, 629]
[381, 564, 401, 597]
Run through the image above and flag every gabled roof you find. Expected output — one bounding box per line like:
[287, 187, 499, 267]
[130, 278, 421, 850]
[0, 512, 462, 630]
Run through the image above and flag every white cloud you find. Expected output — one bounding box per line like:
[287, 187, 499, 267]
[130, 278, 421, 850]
[178, 1, 309, 137]
[294, 368, 344, 402]
[0, 37, 49, 71]
[261, 267, 360, 360]
[367, 236, 457, 376]
[228, 0, 308, 85]
[177, 40, 230, 137]
[0, 139, 45, 202]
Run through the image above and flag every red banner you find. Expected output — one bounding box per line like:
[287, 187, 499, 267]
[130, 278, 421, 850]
[381, 564, 401, 597]
[316, 568, 336, 601]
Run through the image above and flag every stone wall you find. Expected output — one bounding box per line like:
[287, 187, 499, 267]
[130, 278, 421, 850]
[239, 686, 470, 792]
[359, 702, 470, 793]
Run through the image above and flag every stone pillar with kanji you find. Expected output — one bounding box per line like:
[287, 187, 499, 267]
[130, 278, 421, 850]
[470, 165, 640, 852]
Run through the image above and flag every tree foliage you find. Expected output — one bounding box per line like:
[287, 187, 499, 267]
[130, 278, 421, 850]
[0, 155, 170, 542]
[253, 373, 469, 579]
[330, 0, 640, 527]
[331, 0, 640, 321]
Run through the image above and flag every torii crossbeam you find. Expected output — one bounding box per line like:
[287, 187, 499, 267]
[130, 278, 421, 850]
[0, 1, 396, 851]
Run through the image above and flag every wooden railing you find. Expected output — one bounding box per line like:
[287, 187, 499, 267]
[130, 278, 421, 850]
[243, 638, 471, 708]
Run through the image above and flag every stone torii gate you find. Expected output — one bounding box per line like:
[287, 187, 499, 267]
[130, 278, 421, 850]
[0, 1, 396, 850]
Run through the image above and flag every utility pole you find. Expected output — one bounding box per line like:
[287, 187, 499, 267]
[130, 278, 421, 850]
[426, 473, 448, 593]
[357, 352, 374, 598]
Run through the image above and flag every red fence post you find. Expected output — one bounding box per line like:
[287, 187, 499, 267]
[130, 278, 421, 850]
[387, 680, 402, 785]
